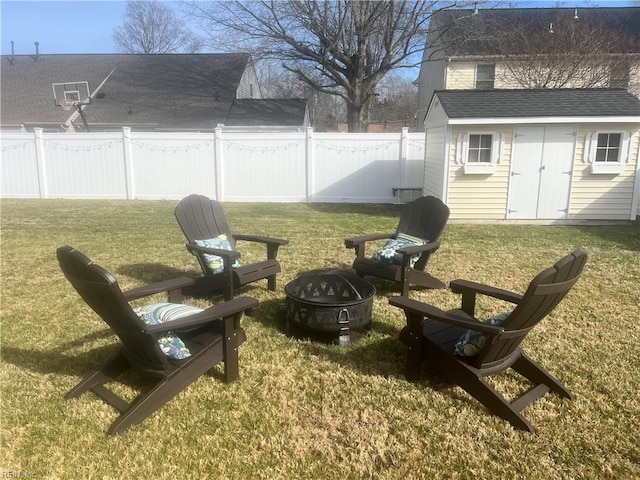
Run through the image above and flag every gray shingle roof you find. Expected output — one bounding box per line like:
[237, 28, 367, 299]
[1, 53, 307, 130]
[434, 89, 640, 119]
[225, 99, 308, 127]
[429, 7, 640, 57]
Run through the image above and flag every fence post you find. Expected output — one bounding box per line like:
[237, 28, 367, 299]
[122, 127, 135, 199]
[305, 127, 314, 203]
[33, 128, 47, 198]
[214, 126, 223, 201]
[399, 127, 409, 188]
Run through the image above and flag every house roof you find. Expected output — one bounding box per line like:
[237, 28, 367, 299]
[225, 99, 308, 128]
[1, 53, 307, 131]
[429, 7, 640, 57]
[433, 89, 640, 121]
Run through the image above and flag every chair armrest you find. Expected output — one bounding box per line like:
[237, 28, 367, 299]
[450, 279, 522, 304]
[233, 234, 289, 246]
[396, 240, 441, 256]
[232, 234, 288, 260]
[186, 243, 242, 262]
[389, 296, 504, 334]
[344, 233, 393, 248]
[123, 277, 195, 302]
[144, 296, 259, 334]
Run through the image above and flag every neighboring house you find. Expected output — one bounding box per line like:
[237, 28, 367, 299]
[0, 53, 308, 132]
[424, 88, 640, 221]
[417, 7, 640, 129]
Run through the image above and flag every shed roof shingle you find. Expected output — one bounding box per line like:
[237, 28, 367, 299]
[434, 89, 640, 119]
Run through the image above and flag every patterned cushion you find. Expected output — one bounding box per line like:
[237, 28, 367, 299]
[453, 312, 510, 357]
[372, 232, 429, 268]
[133, 303, 204, 359]
[194, 234, 240, 275]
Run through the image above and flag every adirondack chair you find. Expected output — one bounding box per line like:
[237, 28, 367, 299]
[57, 245, 259, 435]
[345, 196, 450, 296]
[175, 194, 289, 300]
[390, 250, 587, 433]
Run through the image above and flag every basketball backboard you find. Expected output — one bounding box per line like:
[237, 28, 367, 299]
[52, 81, 91, 108]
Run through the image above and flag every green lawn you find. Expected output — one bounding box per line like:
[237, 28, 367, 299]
[1, 199, 639, 479]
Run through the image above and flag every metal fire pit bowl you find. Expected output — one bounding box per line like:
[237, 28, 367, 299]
[284, 269, 376, 346]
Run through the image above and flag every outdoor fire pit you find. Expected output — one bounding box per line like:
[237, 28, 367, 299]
[284, 269, 376, 346]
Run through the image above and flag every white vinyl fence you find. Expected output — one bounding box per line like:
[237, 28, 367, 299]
[1, 127, 425, 203]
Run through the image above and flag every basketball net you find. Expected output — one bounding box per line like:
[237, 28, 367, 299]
[59, 99, 78, 111]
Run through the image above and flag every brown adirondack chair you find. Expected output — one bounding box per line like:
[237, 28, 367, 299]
[390, 250, 587, 433]
[175, 194, 289, 300]
[57, 245, 258, 436]
[345, 196, 450, 296]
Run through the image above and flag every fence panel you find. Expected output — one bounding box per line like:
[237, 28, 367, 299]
[0, 133, 40, 198]
[130, 132, 217, 200]
[43, 133, 127, 199]
[1, 127, 426, 202]
[221, 131, 308, 202]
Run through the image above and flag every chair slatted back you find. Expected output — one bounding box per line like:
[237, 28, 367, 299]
[475, 250, 587, 368]
[175, 194, 235, 248]
[57, 246, 170, 371]
[396, 196, 450, 269]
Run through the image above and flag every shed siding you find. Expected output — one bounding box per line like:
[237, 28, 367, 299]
[447, 125, 513, 219]
[423, 101, 449, 199]
[570, 127, 639, 220]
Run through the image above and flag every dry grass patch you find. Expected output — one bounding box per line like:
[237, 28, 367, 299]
[1, 199, 639, 479]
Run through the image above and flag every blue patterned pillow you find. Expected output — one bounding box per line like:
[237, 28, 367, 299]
[453, 312, 510, 357]
[194, 234, 240, 275]
[134, 303, 204, 359]
[372, 232, 429, 268]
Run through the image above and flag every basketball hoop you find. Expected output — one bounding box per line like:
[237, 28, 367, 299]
[58, 99, 78, 111]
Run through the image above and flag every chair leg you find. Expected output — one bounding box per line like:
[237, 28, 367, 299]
[267, 274, 277, 291]
[455, 369, 535, 433]
[65, 352, 130, 399]
[404, 312, 424, 381]
[512, 352, 574, 400]
[222, 315, 240, 383]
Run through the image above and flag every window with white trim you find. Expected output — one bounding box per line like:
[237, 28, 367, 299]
[468, 134, 493, 163]
[476, 64, 495, 90]
[585, 131, 630, 174]
[456, 132, 502, 174]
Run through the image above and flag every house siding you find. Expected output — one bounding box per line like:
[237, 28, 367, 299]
[237, 62, 262, 99]
[570, 127, 639, 220]
[447, 125, 512, 219]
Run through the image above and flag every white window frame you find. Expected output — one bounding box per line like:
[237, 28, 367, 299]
[475, 64, 495, 90]
[456, 132, 502, 174]
[584, 131, 630, 175]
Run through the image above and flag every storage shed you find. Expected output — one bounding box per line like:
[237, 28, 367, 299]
[423, 89, 640, 221]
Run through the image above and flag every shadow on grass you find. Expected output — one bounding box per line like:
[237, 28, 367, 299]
[116, 263, 198, 284]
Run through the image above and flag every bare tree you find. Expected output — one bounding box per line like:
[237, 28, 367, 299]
[185, 0, 470, 132]
[490, 9, 636, 89]
[113, 1, 201, 54]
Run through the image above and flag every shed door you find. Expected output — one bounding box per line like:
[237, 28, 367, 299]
[508, 126, 575, 220]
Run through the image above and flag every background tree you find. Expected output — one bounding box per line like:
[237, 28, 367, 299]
[113, 0, 201, 54]
[185, 0, 469, 132]
[487, 8, 636, 89]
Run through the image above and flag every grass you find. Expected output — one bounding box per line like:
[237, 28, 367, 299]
[1, 199, 639, 479]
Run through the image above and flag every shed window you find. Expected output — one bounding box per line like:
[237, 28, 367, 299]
[456, 132, 502, 174]
[476, 64, 495, 90]
[595, 133, 621, 163]
[468, 134, 493, 163]
[585, 131, 630, 174]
